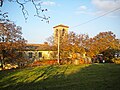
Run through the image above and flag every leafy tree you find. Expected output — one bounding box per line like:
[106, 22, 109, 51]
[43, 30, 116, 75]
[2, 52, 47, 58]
[47, 31, 89, 64]
[67, 32, 89, 63]
[47, 34, 70, 62]
[87, 31, 120, 62]
[47, 31, 120, 64]
[0, 19, 27, 69]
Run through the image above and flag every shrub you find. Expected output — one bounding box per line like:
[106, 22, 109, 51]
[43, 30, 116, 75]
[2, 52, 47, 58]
[112, 58, 120, 64]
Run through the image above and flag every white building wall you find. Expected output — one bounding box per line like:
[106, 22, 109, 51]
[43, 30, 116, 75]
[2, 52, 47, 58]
[24, 51, 57, 61]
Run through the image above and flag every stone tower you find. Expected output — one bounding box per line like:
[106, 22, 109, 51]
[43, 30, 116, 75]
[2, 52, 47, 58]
[53, 24, 69, 45]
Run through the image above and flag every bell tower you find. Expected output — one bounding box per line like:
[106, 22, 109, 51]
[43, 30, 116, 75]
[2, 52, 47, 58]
[53, 24, 69, 45]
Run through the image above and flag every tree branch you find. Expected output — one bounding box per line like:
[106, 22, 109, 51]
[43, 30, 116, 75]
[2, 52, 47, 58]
[16, 0, 29, 21]
[0, 11, 8, 20]
[31, 0, 50, 23]
[0, 0, 50, 23]
[0, 0, 3, 7]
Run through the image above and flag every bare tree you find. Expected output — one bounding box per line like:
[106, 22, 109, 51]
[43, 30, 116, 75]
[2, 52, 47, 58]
[0, 0, 50, 23]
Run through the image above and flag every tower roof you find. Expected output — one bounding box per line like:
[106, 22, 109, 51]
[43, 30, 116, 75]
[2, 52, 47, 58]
[53, 24, 69, 28]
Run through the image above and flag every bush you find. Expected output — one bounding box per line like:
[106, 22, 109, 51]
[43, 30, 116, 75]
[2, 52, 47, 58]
[112, 58, 120, 64]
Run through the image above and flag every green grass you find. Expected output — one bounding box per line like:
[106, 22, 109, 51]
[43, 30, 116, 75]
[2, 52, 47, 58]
[0, 64, 120, 90]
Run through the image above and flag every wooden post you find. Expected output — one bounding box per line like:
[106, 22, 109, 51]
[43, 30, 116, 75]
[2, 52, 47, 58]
[57, 29, 60, 64]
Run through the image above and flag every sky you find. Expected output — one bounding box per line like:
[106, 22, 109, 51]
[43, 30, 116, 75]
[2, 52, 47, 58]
[1, 0, 120, 44]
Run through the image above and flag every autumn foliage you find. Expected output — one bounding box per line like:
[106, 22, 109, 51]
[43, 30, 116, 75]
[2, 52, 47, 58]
[48, 31, 120, 64]
[0, 19, 27, 69]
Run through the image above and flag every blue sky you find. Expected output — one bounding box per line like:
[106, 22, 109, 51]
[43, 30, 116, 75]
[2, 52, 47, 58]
[1, 0, 120, 43]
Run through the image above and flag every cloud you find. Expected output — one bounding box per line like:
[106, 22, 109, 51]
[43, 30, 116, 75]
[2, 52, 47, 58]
[75, 0, 120, 18]
[78, 5, 88, 11]
[75, 5, 88, 14]
[92, 0, 120, 11]
[41, 1, 56, 6]
[91, 0, 120, 17]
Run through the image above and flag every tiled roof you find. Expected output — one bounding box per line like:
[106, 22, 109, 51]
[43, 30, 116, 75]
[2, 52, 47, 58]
[25, 43, 56, 51]
[53, 24, 69, 28]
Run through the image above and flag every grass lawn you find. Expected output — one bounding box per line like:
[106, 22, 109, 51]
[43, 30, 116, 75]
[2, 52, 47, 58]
[0, 63, 120, 90]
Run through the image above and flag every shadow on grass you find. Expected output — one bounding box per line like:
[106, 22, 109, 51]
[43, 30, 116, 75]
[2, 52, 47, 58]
[0, 64, 120, 90]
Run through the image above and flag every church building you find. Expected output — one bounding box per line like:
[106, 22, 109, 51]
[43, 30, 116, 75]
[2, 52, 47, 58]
[24, 24, 69, 62]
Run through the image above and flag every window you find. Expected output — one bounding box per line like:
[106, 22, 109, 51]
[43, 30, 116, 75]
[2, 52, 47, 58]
[38, 52, 42, 58]
[28, 52, 33, 58]
[62, 29, 65, 36]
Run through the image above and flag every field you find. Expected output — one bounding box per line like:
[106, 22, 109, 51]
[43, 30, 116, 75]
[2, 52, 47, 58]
[0, 63, 120, 90]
